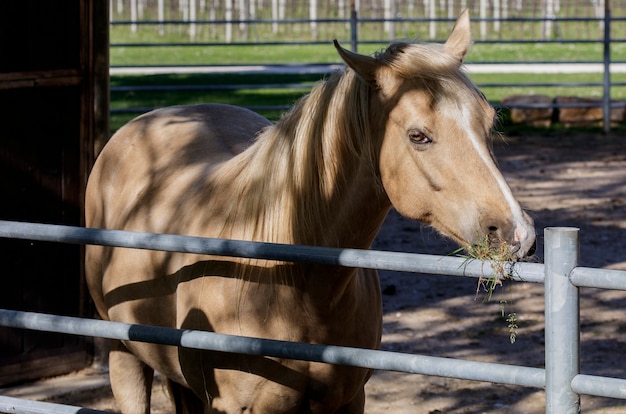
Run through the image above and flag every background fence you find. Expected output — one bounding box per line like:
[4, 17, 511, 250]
[109, 0, 625, 45]
[107, 0, 626, 132]
[1, 221, 626, 413]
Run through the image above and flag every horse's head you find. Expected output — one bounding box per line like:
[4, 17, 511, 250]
[334, 11, 535, 259]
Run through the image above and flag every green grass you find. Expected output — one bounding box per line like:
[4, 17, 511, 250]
[111, 44, 348, 66]
[468, 42, 626, 63]
[109, 17, 626, 133]
[473, 72, 626, 101]
[110, 73, 326, 129]
[110, 16, 626, 67]
[109, 0, 626, 66]
[110, 70, 626, 131]
[110, 41, 626, 67]
[109, 26, 626, 132]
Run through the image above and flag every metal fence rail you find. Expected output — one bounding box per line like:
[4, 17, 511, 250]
[0, 310, 545, 387]
[0, 395, 111, 414]
[1, 221, 626, 413]
[0, 220, 544, 282]
[109, 16, 626, 50]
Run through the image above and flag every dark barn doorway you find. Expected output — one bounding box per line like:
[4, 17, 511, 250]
[0, 1, 109, 385]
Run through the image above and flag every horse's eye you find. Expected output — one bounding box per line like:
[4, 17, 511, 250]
[408, 129, 432, 145]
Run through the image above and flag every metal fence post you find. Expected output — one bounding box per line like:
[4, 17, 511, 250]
[350, 0, 358, 52]
[602, 0, 612, 134]
[544, 227, 580, 413]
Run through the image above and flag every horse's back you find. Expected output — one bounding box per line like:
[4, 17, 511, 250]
[86, 103, 270, 226]
[85, 104, 271, 315]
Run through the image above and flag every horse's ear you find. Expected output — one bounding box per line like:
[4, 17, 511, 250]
[444, 9, 472, 63]
[334, 40, 378, 84]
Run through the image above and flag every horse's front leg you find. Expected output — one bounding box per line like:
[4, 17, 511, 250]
[338, 388, 366, 414]
[109, 340, 155, 414]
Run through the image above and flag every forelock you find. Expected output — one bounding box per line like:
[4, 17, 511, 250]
[375, 42, 459, 79]
[374, 41, 486, 106]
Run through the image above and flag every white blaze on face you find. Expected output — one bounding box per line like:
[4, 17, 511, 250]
[459, 107, 534, 254]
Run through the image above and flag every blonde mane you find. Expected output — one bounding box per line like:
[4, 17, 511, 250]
[212, 68, 374, 248]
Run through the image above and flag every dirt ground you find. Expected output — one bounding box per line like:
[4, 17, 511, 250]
[3, 130, 626, 413]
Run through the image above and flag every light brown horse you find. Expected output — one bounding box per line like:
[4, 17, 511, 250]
[85, 11, 535, 414]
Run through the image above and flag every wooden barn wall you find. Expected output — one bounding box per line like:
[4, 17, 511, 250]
[0, 1, 109, 385]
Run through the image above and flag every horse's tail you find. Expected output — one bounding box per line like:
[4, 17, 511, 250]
[166, 380, 205, 414]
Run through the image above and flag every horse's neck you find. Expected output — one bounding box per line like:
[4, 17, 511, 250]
[221, 80, 390, 250]
[309, 161, 391, 248]
[203, 97, 390, 316]
[235, 134, 389, 249]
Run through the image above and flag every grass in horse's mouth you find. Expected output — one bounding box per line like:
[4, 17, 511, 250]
[452, 236, 519, 344]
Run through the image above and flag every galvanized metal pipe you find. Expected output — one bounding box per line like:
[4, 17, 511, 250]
[603, 0, 612, 133]
[571, 374, 626, 400]
[570, 266, 626, 290]
[4, 220, 626, 409]
[0, 220, 544, 282]
[0, 309, 546, 389]
[0, 396, 113, 414]
[544, 227, 580, 413]
[350, 1, 358, 52]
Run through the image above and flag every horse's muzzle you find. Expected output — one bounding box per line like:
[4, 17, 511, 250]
[512, 213, 537, 260]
